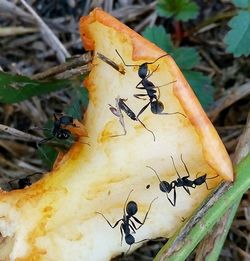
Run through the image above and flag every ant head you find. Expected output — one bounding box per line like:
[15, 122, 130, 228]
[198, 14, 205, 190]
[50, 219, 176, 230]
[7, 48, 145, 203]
[125, 234, 135, 245]
[138, 63, 148, 79]
[150, 100, 164, 114]
[18, 178, 32, 189]
[126, 201, 138, 216]
[160, 181, 171, 193]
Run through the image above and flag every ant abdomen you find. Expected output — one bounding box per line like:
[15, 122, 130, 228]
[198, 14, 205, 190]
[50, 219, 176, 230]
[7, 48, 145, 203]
[151, 100, 164, 114]
[125, 234, 135, 245]
[193, 175, 207, 186]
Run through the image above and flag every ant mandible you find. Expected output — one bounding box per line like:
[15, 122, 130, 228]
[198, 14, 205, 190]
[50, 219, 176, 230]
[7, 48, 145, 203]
[109, 96, 155, 140]
[115, 50, 186, 120]
[148, 155, 219, 206]
[96, 190, 157, 252]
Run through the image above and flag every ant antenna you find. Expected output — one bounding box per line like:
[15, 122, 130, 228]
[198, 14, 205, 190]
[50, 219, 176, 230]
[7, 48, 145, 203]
[146, 166, 161, 183]
[180, 154, 190, 178]
[171, 156, 181, 179]
[136, 197, 158, 230]
[115, 49, 169, 67]
[123, 189, 134, 216]
[137, 118, 156, 142]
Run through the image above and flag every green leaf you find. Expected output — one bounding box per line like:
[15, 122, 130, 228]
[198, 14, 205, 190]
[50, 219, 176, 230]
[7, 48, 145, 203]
[37, 145, 58, 168]
[157, 0, 199, 21]
[233, 0, 250, 9]
[0, 72, 76, 104]
[224, 11, 250, 57]
[38, 86, 88, 168]
[142, 26, 214, 109]
[183, 70, 214, 110]
[66, 87, 89, 120]
[142, 26, 174, 52]
[172, 47, 200, 70]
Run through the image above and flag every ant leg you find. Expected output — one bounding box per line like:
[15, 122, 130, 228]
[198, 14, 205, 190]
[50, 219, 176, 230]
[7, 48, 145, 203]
[180, 154, 191, 194]
[182, 185, 191, 195]
[125, 245, 132, 256]
[134, 94, 148, 100]
[171, 155, 190, 194]
[158, 111, 187, 118]
[120, 224, 124, 246]
[96, 212, 123, 228]
[137, 102, 151, 119]
[129, 221, 137, 233]
[136, 103, 156, 141]
[132, 197, 158, 230]
[205, 174, 220, 190]
[167, 185, 177, 207]
[137, 118, 156, 141]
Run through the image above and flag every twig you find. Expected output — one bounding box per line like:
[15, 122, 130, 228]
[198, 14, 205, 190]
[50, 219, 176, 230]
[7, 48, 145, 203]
[187, 9, 237, 36]
[134, 11, 157, 32]
[0, 26, 38, 37]
[31, 53, 92, 80]
[233, 113, 250, 165]
[0, 124, 41, 142]
[208, 82, 250, 122]
[20, 0, 70, 63]
[0, 0, 32, 22]
[194, 113, 250, 260]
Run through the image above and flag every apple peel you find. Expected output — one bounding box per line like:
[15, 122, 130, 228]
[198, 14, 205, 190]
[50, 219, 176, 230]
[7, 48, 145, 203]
[0, 8, 233, 261]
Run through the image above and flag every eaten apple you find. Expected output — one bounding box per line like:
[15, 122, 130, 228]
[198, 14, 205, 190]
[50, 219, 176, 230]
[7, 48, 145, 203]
[0, 8, 233, 261]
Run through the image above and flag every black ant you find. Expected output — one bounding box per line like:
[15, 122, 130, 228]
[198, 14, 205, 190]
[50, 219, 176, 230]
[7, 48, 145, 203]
[38, 113, 77, 145]
[109, 96, 155, 140]
[96, 190, 157, 252]
[147, 155, 219, 206]
[115, 49, 186, 120]
[8, 172, 43, 190]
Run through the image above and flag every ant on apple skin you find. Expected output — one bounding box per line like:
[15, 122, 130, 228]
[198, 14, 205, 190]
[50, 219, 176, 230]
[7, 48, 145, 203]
[96, 190, 157, 252]
[147, 155, 219, 207]
[109, 96, 156, 140]
[38, 113, 77, 146]
[8, 172, 43, 190]
[115, 49, 186, 120]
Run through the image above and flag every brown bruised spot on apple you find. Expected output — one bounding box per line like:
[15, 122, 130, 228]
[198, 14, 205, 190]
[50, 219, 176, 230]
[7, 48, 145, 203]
[0, 8, 233, 261]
